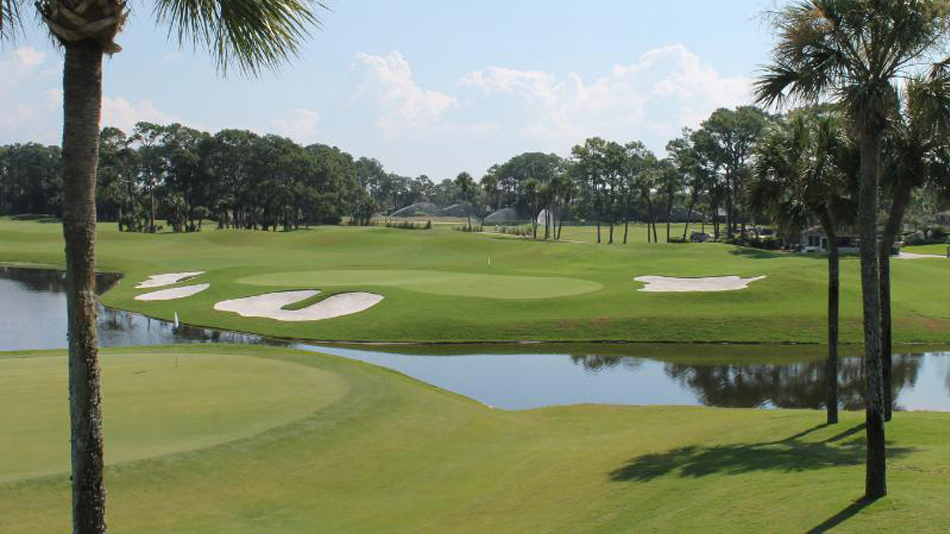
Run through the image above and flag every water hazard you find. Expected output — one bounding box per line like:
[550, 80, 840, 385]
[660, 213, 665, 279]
[2, 265, 948, 411]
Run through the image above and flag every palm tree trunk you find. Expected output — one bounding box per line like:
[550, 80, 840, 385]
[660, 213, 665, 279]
[557, 201, 565, 240]
[879, 182, 912, 422]
[595, 185, 602, 243]
[859, 133, 886, 499]
[532, 199, 538, 239]
[725, 180, 734, 239]
[879, 249, 893, 420]
[62, 41, 107, 534]
[682, 195, 696, 240]
[818, 209, 839, 425]
[544, 202, 554, 241]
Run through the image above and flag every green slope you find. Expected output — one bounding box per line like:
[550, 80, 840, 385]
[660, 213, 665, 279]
[2, 345, 948, 532]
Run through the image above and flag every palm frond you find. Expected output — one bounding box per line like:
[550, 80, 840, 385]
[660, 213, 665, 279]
[0, 0, 23, 41]
[154, 0, 326, 76]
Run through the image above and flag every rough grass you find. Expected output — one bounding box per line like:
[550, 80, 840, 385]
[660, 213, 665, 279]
[1, 218, 949, 343]
[1, 345, 948, 533]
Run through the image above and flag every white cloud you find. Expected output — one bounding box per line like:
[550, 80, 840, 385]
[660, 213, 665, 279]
[352, 51, 456, 134]
[101, 97, 178, 132]
[12, 47, 44, 69]
[0, 46, 46, 93]
[458, 44, 751, 150]
[273, 108, 320, 142]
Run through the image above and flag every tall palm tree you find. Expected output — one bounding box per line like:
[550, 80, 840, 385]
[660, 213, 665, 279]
[454, 171, 475, 230]
[755, 0, 950, 499]
[523, 177, 541, 239]
[880, 73, 950, 421]
[1, 1, 323, 531]
[751, 108, 857, 426]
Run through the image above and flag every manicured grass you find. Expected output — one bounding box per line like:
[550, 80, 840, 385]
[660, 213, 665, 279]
[237, 269, 604, 299]
[554, 222, 694, 243]
[1, 217, 949, 343]
[0, 350, 344, 483]
[903, 243, 950, 256]
[2, 345, 948, 532]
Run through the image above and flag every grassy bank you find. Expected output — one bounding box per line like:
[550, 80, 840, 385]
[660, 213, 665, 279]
[1, 345, 947, 532]
[1, 218, 949, 343]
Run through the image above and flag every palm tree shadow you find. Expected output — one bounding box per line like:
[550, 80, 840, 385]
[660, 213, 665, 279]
[610, 423, 911, 482]
[805, 496, 876, 533]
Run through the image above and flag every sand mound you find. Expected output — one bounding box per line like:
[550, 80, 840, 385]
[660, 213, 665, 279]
[135, 283, 210, 301]
[136, 271, 205, 289]
[635, 275, 766, 292]
[214, 290, 383, 321]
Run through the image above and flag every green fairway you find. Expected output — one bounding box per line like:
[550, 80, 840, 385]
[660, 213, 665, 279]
[237, 269, 603, 299]
[903, 243, 950, 256]
[2, 345, 948, 532]
[0, 351, 344, 483]
[1, 217, 949, 343]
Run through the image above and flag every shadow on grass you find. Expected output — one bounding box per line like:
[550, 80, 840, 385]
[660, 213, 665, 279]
[610, 423, 911, 482]
[805, 497, 877, 533]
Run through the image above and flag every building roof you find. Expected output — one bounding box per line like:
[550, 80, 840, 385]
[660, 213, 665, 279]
[801, 225, 859, 237]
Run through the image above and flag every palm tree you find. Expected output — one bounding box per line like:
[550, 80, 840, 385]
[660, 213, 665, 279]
[751, 108, 857, 426]
[755, 0, 950, 499]
[880, 73, 950, 421]
[523, 177, 541, 239]
[454, 171, 475, 230]
[1, 1, 322, 530]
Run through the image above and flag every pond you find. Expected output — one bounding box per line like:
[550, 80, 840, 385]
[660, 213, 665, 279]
[2, 265, 949, 411]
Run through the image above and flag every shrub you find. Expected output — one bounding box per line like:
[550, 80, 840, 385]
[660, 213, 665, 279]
[384, 220, 430, 230]
[726, 235, 785, 250]
[498, 225, 532, 237]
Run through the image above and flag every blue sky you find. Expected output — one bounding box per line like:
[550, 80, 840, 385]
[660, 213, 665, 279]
[1, 0, 777, 179]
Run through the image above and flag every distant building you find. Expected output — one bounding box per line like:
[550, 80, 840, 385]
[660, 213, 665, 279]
[800, 225, 859, 254]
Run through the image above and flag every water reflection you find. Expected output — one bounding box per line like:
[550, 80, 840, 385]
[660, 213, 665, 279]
[0, 265, 282, 350]
[569, 354, 924, 411]
[2, 265, 949, 411]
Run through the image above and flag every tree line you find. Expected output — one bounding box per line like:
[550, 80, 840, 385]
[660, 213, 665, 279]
[1, 122, 376, 233]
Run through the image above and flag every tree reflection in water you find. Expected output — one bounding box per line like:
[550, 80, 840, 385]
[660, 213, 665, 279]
[570, 353, 923, 410]
[0, 265, 119, 294]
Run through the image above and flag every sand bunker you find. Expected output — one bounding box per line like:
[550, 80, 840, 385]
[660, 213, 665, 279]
[135, 284, 210, 301]
[136, 271, 205, 289]
[896, 252, 945, 260]
[214, 290, 383, 321]
[635, 275, 766, 292]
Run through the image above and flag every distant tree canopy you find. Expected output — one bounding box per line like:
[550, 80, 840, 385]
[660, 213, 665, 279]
[2, 122, 368, 232]
[4, 104, 946, 239]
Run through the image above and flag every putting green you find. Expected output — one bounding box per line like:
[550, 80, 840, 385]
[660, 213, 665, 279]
[0, 351, 345, 483]
[236, 269, 604, 299]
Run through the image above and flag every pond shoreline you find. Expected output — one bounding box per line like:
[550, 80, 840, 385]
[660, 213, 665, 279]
[4, 262, 949, 350]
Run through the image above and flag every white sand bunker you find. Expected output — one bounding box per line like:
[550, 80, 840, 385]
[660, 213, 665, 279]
[896, 252, 945, 260]
[635, 275, 767, 292]
[136, 271, 205, 289]
[214, 290, 383, 322]
[135, 283, 210, 301]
